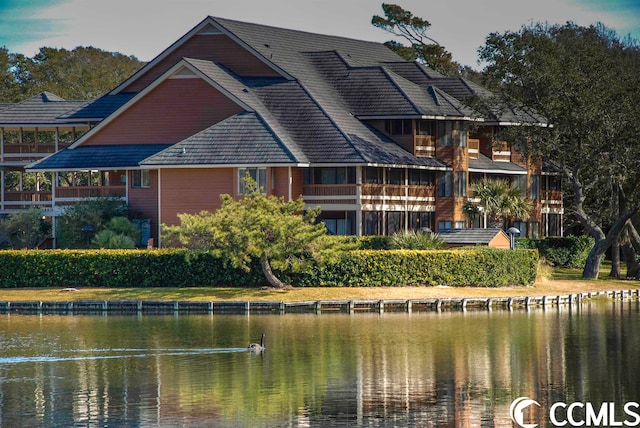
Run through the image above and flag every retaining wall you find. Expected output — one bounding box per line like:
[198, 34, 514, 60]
[0, 290, 637, 315]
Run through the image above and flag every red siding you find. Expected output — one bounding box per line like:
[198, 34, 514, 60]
[160, 168, 234, 227]
[85, 79, 243, 145]
[128, 170, 159, 244]
[126, 34, 280, 92]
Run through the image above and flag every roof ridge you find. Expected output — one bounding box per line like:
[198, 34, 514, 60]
[380, 67, 422, 115]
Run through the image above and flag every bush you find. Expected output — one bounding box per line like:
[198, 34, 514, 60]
[516, 236, 593, 268]
[298, 248, 538, 287]
[0, 248, 538, 288]
[389, 231, 446, 250]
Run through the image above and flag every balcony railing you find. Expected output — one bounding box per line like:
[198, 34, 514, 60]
[55, 185, 126, 199]
[414, 135, 435, 157]
[468, 138, 480, 159]
[542, 190, 563, 204]
[302, 184, 435, 201]
[3, 142, 72, 155]
[4, 190, 52, 202]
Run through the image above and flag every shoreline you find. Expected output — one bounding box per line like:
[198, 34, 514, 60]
[0, 289, 637, 315]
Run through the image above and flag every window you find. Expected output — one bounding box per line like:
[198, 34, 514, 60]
[409, 169, 434, 186]
[410, 212, 434, 232]
[319, 211, 355, 235]
[437, 122, 452, 147]
[529, 222, 540, 239]
[454, 122, 467, 148]
[364, 211, 383, 235]
[437, 171, 452, 197]
[438, 220, 453, 231]
[385, 119, 413, 135]
[455, 221, 466, 229]
[455, 171, 467, 197]
[513, 175, 527, 194]
[513, 221, 527, 237]
[530, 175, 540, 199]
[388, 169, 404, 185]
[363, 167, 383, 184]
[238, 168, 267, 194]
[131, 170, 150, 188]
[304, 167, 355, 185]
[417, 120, 434, 136]
[387, 212, 404, 235]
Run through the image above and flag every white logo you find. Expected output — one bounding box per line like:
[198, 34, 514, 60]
[510, 397, 540, 428]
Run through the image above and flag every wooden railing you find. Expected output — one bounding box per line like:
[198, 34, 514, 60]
[55, 186, 126, 199]
[303, 184, 435, 200]
[301, 184, 356, 197]
[542, 190, 563, 203]
[492, 140, 511, 161]
[468, 138, 480, 159]
[414, 135, 435, 157]
[4, 191, 52, 202]
[3, 142, 72, 155]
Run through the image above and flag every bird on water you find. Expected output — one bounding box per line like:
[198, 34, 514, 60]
[248, 333, 265, 352]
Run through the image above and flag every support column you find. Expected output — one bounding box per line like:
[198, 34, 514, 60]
[355, 166, 362, 236]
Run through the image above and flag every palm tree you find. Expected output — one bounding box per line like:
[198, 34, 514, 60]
[464, 178, 532, 229]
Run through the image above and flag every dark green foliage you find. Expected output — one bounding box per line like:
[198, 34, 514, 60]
[0, 208, 51, 249]
[0, 248, 538, 288]
[388, 231, 446, 250]
[56, 199, 129, 248]
[0, 46, 144, 102]
[372, 3, 460, 75]
[516, 236, 593, 268]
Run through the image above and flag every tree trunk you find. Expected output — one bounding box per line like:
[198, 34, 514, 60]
[583, 240, 607, 279]
[622, 242, 640, 279]
[609, 239, 620, 278]
[260, 253, 288, 289]
[624, 220, 640, 278]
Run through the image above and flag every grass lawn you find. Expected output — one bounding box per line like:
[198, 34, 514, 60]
[0, 263, 637, 303]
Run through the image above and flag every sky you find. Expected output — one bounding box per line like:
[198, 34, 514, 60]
[1, 0, 639, 69]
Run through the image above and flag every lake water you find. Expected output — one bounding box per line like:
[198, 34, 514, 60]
[0, 301, 638, 427]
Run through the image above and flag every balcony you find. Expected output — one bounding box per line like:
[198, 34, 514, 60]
[3, 190, 53, 209]
[302, 184, 435, 206]
[55, 185, 126, 200]
[2, 142, 72, 160]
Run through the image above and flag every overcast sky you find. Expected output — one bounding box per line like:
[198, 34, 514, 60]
[1, 0, 639, 69]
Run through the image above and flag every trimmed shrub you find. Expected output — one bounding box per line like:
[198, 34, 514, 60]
[298, 248, 538, 287]
[0, 248, 538, 288]
[516, 236, 593, 268]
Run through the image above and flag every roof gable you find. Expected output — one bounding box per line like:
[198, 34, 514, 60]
[141, 112, 296, 166]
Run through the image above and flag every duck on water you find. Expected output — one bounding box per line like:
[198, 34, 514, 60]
[248, 333, 265, 352]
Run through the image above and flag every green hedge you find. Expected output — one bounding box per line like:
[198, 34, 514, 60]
[0, 248, 538, 288]
[516, 236, 593, 268]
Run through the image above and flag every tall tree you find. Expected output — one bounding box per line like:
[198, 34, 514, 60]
[0, 47, 22, 102]
[478, 22, 640, 278]
[15, 46, 144, 100]
[372, 3, 460, 76]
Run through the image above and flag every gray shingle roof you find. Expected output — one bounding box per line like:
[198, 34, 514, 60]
[439, 228, 508, 246]
[141, 112, 295, 166]
[0, 92, 87, 126]
[55, 16, 543, 171]
[59, 93, 136, 120]
[27, 144, 172, 171]
[469, 153, 527, 174]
